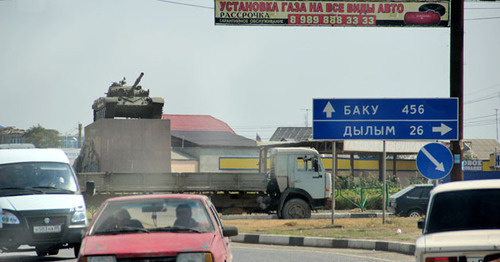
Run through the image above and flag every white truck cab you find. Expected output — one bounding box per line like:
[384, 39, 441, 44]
[0, 149, 88, 257]
[415, 179, 500, 262]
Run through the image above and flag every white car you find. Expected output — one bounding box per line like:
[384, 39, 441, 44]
[415, 179, 500, 262]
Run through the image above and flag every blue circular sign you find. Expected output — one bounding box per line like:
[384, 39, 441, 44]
[416, 143, 453, 180]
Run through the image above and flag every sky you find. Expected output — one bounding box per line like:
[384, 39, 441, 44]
[0, 0, 499, 141]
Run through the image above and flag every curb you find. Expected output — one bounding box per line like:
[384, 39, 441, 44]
[222, 212, 392, 220]
[230, 233, 415, 256]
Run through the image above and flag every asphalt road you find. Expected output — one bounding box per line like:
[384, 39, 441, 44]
[0, 246, 76, 262]
[0, 243, 414, 262]
[231, 243, 414, 262]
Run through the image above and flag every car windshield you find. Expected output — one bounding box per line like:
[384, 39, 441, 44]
[90, 198, 216, 236]
[0, 162, 78, 196]
[425, 189, 500, 234]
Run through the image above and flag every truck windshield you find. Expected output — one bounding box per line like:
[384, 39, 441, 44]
[425, 189, 500, 234]
[0, 162, 78, 196]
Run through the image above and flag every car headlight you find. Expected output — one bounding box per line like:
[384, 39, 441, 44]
[71, 205, 88, 224]
[1, 210, 20, 225]
[177, 252, 214, 262]
[82, 255, 116, 262]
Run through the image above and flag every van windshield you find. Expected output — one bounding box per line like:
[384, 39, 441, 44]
[425, 189, 500, 234]
[0, 162, 78, 196]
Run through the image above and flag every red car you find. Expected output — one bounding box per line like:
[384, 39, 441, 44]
[78, 194, 238, 262]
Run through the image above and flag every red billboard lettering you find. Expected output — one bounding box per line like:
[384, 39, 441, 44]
[282, 2, 307, 12]
[326, 3, 345, 13]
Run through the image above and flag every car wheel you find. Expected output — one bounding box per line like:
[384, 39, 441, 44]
[282, 198, 311, 219]
[407, 209, 423, 217]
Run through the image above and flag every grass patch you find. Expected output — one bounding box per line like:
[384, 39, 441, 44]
[222, 217, 422, 243]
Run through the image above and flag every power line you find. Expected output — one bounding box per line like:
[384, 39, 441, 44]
[156, 0, 213, 9]
[465, 84, 500, 96]
[464, 113, 497, 127]
[465, 114, 496, 121]
[465, 16, 500, 20]
[156, 0, 500, 18]
[465, 7, 500, 10]
[465, 95, 499, 104]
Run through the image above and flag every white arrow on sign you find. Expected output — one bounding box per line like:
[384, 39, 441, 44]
[323, 102, 335, 118]
[432, 123, 452, 136]
[421, 147, 445, 172]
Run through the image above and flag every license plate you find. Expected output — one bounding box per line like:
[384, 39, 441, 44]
[33, 225, 61, 233]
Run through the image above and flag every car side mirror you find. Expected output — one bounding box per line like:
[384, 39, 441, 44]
[223, 226, 238, 237]
[85, 180, 96, 197]
[417, 219, 424, 229]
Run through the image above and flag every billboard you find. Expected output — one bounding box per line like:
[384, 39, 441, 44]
[215, 0, 449, 27]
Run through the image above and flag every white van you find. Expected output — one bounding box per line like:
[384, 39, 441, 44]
[0, 148, 88, 257]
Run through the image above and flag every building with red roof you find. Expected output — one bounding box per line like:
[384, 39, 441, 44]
[161, 114, 258, 172]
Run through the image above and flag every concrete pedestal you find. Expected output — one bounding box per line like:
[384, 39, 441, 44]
[83, 119, 171, 173]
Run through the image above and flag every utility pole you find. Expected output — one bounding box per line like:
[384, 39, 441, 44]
[449, 0, 464, 181]
[496, 109, 498, 141]
[302, 109, 310, 127]
[78, 123, 82, 148]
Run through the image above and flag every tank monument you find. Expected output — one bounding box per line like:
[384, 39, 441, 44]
[74, 73, 171, 174]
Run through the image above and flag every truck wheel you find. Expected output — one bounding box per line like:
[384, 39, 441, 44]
[282, 199, 311, 219]
[48, 248, 59, 255]
[407, 209, 423, 217]
[74, 243, 81, 258]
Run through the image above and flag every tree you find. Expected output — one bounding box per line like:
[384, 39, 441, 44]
[23, 125, 62, 148]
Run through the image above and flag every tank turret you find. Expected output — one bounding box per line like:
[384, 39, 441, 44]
[92, 72, 164, 121]
[107, 72, 150, 97]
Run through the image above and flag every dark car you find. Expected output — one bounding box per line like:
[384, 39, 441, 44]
[388, 184, 434, 217]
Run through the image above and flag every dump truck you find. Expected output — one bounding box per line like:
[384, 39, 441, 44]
[78, 147, 331, 219]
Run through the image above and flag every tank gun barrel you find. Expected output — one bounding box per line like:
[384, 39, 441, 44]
[132, 72, 144, 89]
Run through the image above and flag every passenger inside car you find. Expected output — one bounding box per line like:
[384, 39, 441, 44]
[174, 204, 199, 228]
[98, 208, 144, 231]
[114, 209, 144, 228]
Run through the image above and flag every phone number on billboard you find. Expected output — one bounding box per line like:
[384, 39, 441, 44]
[288, 14, 376, 26]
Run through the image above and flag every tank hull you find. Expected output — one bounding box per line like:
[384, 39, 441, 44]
[92, 97, 164, 121]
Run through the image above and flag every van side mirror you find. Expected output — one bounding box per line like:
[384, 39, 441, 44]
[85, 181, 96, 197]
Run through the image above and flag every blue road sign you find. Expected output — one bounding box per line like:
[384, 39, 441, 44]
[313, 98, 458, 140]
[416, 143, 453, 180]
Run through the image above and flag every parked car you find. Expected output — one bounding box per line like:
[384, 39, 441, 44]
[388, 184, 433, 217]
[78, 194, 238, 262]
[415, 179, 500, 262]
